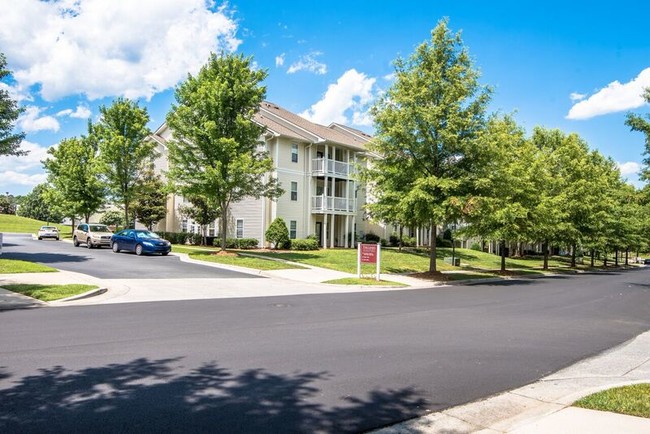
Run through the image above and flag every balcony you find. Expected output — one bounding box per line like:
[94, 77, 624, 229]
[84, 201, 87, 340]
[312, 158, 354, 178]
[311, 195, 356, 213]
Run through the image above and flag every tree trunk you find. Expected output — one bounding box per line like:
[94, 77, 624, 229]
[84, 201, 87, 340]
[615, 249, 619, 266]
[590, 249, 595, 268]
[71, 216, 76, 236]
[399, 226, 403, 252]
[570, 244, 576, 268]
[542, 240, 549, 270]
[500, 240, 507, 273]
[625, 248, 629, 266]
[603, 250, 608, 267]
[220, 204, 228, 251]
[429, 224, 437, 273]
[124, 202, 130, 229]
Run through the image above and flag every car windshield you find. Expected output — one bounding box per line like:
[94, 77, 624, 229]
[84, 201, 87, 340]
[41, 226, 57, 230]
[89, 224, 110, 232]
[135, 231, 160, 239]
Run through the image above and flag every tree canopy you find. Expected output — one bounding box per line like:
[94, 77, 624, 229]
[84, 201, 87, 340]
[366, 19, 491, 272]
[166, 52, 282, 250]
[0, 52, 26, 157]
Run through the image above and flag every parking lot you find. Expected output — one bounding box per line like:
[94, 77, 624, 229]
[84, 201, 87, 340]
[1, 233, 261, 280]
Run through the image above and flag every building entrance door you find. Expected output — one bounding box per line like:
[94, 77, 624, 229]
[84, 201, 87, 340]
[315, 222, 322, 247]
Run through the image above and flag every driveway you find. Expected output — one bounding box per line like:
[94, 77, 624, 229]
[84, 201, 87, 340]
[1, 233, 261, 279]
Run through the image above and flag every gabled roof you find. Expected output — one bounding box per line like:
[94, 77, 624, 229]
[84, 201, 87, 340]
[149, 101, 373, 151]
[257, 101, 371, 151]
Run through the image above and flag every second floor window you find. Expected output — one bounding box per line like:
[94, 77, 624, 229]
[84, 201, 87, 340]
[291, 144, 298, 163]
[291, 182, 298, 201]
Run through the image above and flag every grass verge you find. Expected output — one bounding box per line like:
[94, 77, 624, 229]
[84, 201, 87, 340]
[323, 277, 408, 287]
[1, 283, 98, 302]
[0, 214, 51, 233]
[0, 259, 58, 274]
[573, 383, 650, 418]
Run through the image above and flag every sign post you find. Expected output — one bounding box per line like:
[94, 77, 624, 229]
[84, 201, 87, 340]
[357, 242, 381, 281]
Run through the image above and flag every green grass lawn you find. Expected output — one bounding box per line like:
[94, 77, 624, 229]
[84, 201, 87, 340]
[0, 259, 58, 274]
[253, 247, 568, 275]
[172, 244, 305, 270]
[574, 383, 650, 418]
[0, 214, 52, 233]
[1, 283, 98, 302]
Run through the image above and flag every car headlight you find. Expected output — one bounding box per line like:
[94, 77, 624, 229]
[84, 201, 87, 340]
[142, 241, 154, 247]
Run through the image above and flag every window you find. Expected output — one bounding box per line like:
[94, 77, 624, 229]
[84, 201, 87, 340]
[181, 218, 188, 232]
[291, 182, 298, 201]
[291, 144, 298, 163]
[236, 219, 244, 239]
[290, 220, 297, 239]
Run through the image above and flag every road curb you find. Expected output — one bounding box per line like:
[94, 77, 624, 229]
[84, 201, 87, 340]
[54, 286, 108, 302]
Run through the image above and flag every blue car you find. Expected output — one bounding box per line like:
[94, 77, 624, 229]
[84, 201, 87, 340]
[110, 229, 172, 256]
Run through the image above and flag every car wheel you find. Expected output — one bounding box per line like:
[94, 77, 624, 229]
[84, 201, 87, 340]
[86, 239, 93, 249]
[55, 237, 59, 241]
[38, 237, 42, 240]
[162, 252, 169, 256]
[112, 242, 120, 253]
[73, 236, 79, 247]
[135, 244, 144, 256]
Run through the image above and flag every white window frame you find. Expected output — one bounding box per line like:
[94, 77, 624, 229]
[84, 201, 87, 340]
[291, 143, 298, 163]
[290, 181, 298, 201]
[236, 219, 244, 239]
[290, 220, 297, 239]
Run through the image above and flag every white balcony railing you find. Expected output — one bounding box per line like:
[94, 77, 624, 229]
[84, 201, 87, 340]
[312, 158, 354, 177]
[311, 195, 356, 213]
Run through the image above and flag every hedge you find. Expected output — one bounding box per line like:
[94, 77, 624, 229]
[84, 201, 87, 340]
[290, 238, 319, 251]
[220, 238, 259, 249]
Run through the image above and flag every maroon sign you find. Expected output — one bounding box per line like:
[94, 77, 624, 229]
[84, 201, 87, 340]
[360, 243, 378, 263]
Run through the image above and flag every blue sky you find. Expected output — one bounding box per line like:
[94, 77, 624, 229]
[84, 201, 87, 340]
[1, 0, 649, 196]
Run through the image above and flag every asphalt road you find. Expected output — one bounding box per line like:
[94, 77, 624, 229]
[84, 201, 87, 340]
[1, 232, 260, 279]
[0, 263, 649, 432]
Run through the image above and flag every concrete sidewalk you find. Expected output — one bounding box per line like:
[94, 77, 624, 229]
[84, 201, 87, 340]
[374, 330, 650, 433]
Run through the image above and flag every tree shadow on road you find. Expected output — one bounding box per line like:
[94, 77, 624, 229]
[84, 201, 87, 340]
[1, 252, 92, 264]
[0, 357, 429, 433]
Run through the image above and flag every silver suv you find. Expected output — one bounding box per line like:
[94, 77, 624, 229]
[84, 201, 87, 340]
[73, 223, 113, 248]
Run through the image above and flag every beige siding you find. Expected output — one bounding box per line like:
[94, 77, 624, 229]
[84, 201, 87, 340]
[228, 198, 264, 244]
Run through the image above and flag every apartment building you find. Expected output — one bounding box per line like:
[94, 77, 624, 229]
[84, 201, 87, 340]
[149, 101, 379, 248]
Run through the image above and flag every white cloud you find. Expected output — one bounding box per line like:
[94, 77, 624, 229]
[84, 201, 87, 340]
[17, 106, 60, 133]
[287, 52, 327, 75]
[0, 0, 240, 101]
[0, 81, 32, 102]
[0, 140, 52, 172]
[300, 69, 376, 126]
[569, 92, 586, 102]
[56, 104, 92, 119]
[383, 73, 396, 81]
[567, 68, 650, 120]
[275, 53, 285, 67]
[0, 170, 47, 187]
[617, 161, 641, 176]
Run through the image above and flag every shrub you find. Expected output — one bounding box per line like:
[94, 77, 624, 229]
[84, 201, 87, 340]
[220, 238, 259, 249]
[188, 233, 203, 245]
[436, 236, 452, 248]
[471, 242, 482, 251]
[380, 238, 388, 246]
[402, 236, 416, 247]
[265, 217, 290, 249]
[156, 231, 189, 245]
[290, 238, 319, 251]
[365, 232, 380, 243]
[389, 234, 400, 247]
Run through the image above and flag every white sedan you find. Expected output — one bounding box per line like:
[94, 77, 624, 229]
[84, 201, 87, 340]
[37, 226, 60, 240]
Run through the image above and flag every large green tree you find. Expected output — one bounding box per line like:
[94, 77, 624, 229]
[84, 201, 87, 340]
[0, 52, 26, 156]
[95, 98, 154, 228]
[178, 195, 220, 246]
[43, 134, 106, 225]
[166, 53, 282, 250]
[132, 163, 167, 230]
[366, 19, 491, 272]
[626, 87, 650, 181]
[466, 115, 536, 272]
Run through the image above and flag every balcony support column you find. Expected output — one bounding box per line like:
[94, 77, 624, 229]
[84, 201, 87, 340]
[345, 215, 350, 248]
[330, 213, 335, 248]
[323, 213, 328, 249]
